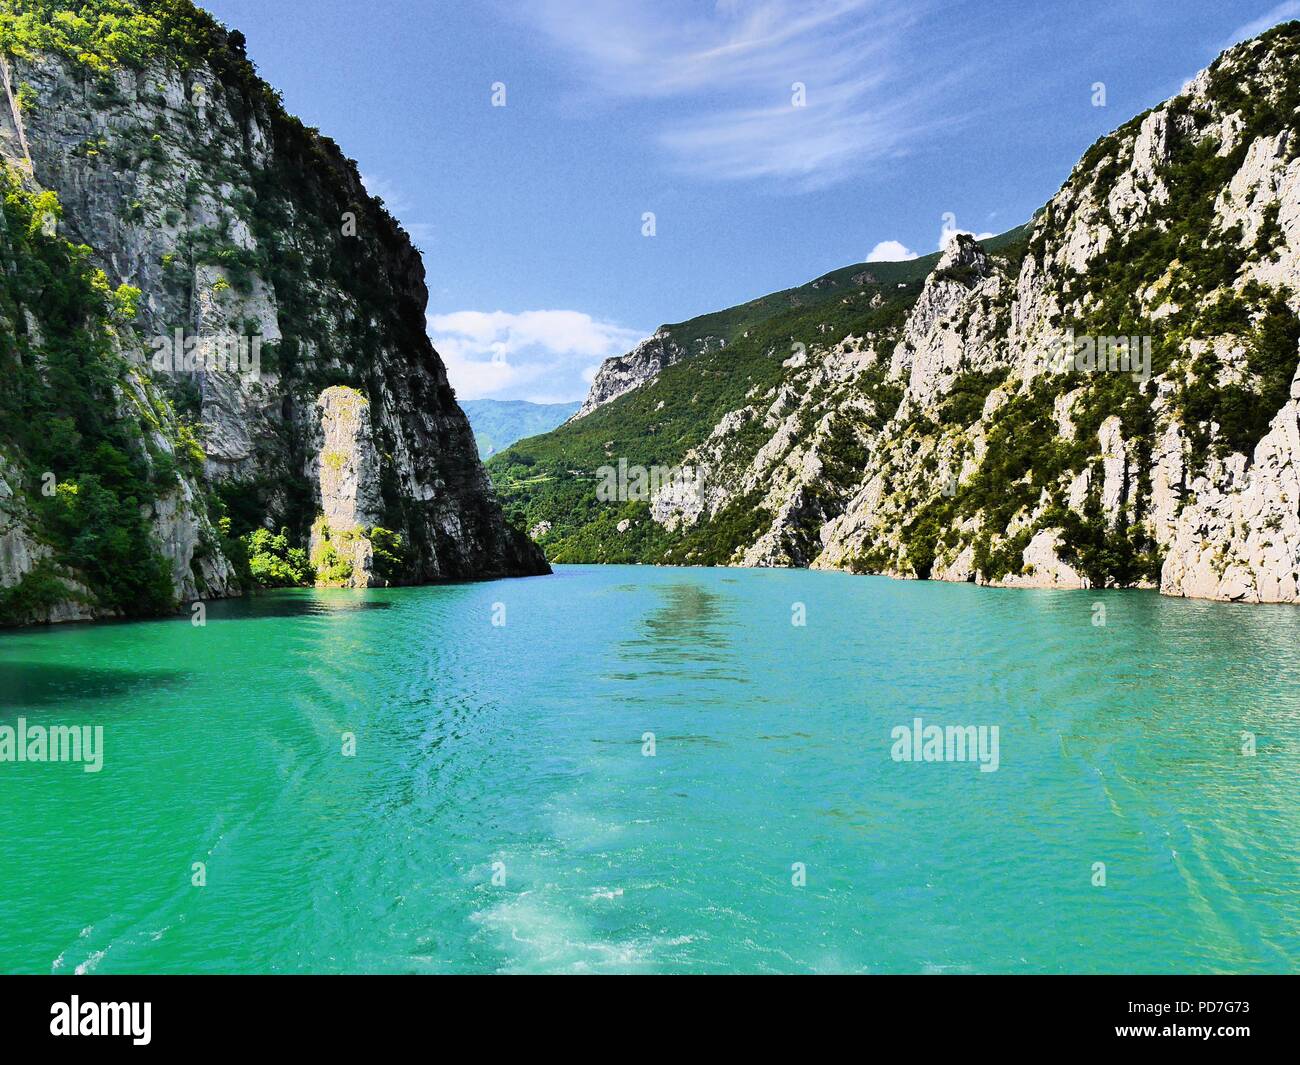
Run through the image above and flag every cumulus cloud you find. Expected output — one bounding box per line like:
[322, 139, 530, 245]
[866, 240, 918, 262]
[428, 310, 644, 402]
[938, 217, 994, 250]
[523, 0, 954, 190]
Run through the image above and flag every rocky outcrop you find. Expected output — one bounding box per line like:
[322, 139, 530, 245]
[1160, 364, 1300, 602]
[993, 529, 1088, 590]
[571, 328, 684, 420]
[0, 4, 546, 624]
[308, 386, 383, 588]
[0, 458, 90, 623]
[889, 235, 1004, 413]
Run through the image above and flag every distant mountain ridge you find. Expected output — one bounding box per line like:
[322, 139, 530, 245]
[461, 399, 580, 457]
[572, 226, 1031, 419]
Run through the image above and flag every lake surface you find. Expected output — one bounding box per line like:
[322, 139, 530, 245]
[1, 564, 1298, 973]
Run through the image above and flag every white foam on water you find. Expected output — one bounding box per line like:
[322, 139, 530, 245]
[470, 890, 698, 974]
[74, 947, 108, 975]
[51, 923, 97, 973]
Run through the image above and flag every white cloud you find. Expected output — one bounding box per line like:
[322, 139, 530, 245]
[938, 219, 994, 250]
[523, 0, 951, 189]
[428, 310, 644, 402]
[866, 240, 918, 262]
[1224, 1, 1300, 48]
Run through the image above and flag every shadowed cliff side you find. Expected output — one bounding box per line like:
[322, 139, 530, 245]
[0, 0, 547, 625]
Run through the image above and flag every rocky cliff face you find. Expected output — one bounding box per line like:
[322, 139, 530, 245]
[804, 30, 1300, 603]
[0, 2, 545, 624]
[572, 327, 686, 421]
[498, 23, 1300, 604]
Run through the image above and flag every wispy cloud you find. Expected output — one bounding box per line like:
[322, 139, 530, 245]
[1223, 0, 1300, 48]
[429, 310, 644, 402]
[523, 0, 950, 189]
[361, 173, 437, 247]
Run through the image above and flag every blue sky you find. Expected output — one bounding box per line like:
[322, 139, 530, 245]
[199, 0, 1297, 402]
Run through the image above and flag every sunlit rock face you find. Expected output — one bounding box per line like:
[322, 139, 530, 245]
[536, 25, 1300, 601]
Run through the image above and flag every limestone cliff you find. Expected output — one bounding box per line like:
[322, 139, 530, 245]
[494, 23, 1300, 604]
[0, 1, 546, 624]
[573, 328, 687, 421]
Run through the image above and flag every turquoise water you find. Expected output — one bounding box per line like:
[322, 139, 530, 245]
[1, 564, 1298, 974]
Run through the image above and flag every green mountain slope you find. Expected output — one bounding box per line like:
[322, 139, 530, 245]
[659, 224, 1031, 354]
[488, 226, 1031, 562]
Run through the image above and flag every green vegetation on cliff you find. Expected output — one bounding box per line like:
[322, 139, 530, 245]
[0, 166, 177, 621]
[489, 228, 1029, 566]
[3, 0, 451, 574]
